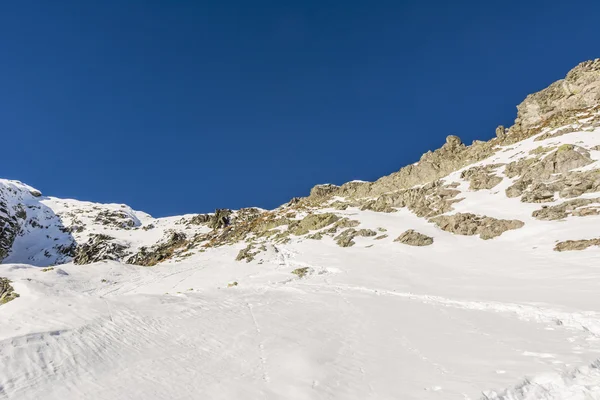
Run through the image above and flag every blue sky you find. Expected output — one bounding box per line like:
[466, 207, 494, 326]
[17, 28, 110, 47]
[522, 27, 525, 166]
[1, 0, 598, 216]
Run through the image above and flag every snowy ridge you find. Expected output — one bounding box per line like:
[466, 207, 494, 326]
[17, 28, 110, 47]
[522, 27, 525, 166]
[2, 62, 600, 399]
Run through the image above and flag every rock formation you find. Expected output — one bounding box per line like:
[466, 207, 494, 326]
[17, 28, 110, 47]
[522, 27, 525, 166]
[0, 278, 19, 305]
[430, 213, 524, 240]
[394, 230, 434, 246]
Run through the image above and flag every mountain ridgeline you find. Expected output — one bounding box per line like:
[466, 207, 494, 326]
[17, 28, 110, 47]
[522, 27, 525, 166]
[1, 59, 600, 270]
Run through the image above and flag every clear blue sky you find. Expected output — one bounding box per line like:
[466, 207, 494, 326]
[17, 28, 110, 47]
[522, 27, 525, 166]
[1, 1, 598, 217]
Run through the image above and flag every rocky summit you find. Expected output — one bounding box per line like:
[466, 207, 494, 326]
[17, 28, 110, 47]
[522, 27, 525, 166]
[2, 60, 600, 400]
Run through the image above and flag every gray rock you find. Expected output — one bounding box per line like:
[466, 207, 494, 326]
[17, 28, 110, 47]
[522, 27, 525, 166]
[532, 198, 600, 220]
[0, 277, 19, 305]
[74, 234, 128, 265]
[209, 209, 232, 229]
[394, 230, 433, 246]
[554, 238, 600, 252]
[127, 232, 187, 266]
[495, 125, 507, 139]
[430, 213, 524, 240]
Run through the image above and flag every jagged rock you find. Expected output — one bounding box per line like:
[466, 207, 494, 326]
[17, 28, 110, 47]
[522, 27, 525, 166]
[374, 234, 388, 240]
[529, 146, 555, 155]
[94, 210, 137, 229]
[430, 213, 524, 240]
[209, 209, 232, 229]
[554, 238, 600, 252]
[495, 125, 506, 139]
[0, 278, 19, 305]
[444, 135, 464, 149]
[0, 201, 19, 262]
[74, 234, 128, 265]
[230, 208, 263, 225]
[289, 213, 340, 236]
[330, 201, 349, 210]
[291, 267, 311, 278]
[236, 244, 259, 262]
[505, 146, 594, 201]
[310, 184, 339, 198]
[306, 232, 323, 240]
[361, 180, 462, 217]
[127, 232, 187, 266]
[461, 164, 504, 191]
[334, 228, 377, 247]
[189, 214, 211, 225]
[532, 198, 600, 220]
[394, 230, 433, 246]
[513, 59, 600, 135]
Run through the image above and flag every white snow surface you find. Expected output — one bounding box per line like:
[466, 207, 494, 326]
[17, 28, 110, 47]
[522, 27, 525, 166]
[1, 127, 600, 399]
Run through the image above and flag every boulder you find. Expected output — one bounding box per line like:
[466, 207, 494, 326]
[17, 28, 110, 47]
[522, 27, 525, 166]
[74, 234, 128, 265]
[394, 230, 433, 246]
[430, 213, 524, 240]
[0, 277, 19, 305]
[554, 238, 600, 252]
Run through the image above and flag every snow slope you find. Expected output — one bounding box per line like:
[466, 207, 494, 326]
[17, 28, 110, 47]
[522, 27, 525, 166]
[2, 122, 600, 397]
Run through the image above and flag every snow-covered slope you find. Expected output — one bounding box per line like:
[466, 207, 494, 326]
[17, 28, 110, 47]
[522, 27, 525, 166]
[2, 60, 600, 400]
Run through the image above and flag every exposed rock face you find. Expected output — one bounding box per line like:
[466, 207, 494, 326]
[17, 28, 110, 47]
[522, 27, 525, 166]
[209, 209, 232, 229]
[94, 210, 137, 229]
[495, 125, 506, 139]
[74, 234, 128, 265]
[394, 230, 433, 246]
[289, 213, 340, 236]
[236, 244, 260, 263]
[361, 180, 462, 217]
[189, 214, 211, 225]
[310, 184, 339, 199]
[0, 200, 19, 262]
[430, 213, 524, 240]
[533, 198, 600, 220]
[461, 164, 504, 191]
[0, 277, 19, 305]
[306, 134, 496, 203]
[334, 228, 377, 247]
[127, 232, 187, 266]
[512, 59, 600, 135]
[505, 146, 595, 202]
[554, 238, 600, 252]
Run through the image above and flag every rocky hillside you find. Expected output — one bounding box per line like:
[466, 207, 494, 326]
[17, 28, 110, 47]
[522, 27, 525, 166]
[2, 59, 600, 269]
[1, 60, 600, 400]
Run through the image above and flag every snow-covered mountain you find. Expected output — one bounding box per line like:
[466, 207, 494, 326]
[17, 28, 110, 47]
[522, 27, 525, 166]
[2, 59, 600, 400]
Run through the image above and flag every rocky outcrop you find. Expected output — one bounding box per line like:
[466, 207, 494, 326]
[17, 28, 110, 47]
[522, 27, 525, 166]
[512, 59, 600, 135]
[554, 238, 600, 252]
[394, 230, 433, 246]
[495, 125, 507, 139]
[288, 213, 340, 236]
[533, 198, 600, 220]
[505, 146, 595, 202]
[188, 214, 211, 225]
[236, 244, 261, 263]
[209, 209, 233, 229]
[94, 210, 137, 229]
[430, 213, 524, 240]
[361, 180, 462, 217]
[0, 278, 19, 305]
[306, 135, 497, 204]
[461, 164, 504, 191]
[127, 232, 187, 266]
[74, 234, 128, 265]
[335, 228, 377, 247]
[0, 200, 20, 262]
